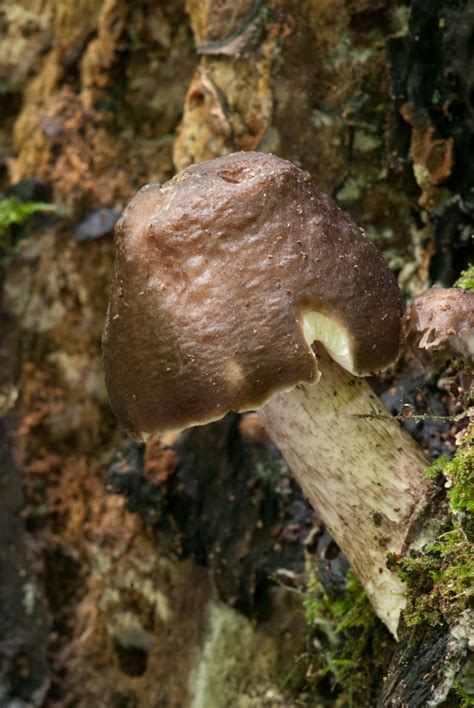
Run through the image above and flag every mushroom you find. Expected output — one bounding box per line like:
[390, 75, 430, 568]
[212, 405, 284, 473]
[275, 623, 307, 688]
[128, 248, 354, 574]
[403, 286, 474, 370]
[103, 152, 432, 636]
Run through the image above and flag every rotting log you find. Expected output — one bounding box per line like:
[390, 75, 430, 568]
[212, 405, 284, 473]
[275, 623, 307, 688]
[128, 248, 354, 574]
[0, 0, 473, 705]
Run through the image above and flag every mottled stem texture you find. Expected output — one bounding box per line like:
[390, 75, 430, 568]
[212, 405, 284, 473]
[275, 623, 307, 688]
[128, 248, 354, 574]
[259, 347, 432, 637]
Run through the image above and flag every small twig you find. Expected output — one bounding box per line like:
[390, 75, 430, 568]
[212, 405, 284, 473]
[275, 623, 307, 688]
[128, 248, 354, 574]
[353, 408, 473, 424]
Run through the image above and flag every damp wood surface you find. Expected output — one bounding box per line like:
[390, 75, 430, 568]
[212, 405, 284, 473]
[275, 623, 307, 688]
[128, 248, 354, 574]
[0, 1, 473, 706]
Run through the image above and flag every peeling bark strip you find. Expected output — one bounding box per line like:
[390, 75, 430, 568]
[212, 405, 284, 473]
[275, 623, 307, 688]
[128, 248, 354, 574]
[173, 0, 287, 168]
[260, 348, 432, 636]
[194, 0, 265, 55]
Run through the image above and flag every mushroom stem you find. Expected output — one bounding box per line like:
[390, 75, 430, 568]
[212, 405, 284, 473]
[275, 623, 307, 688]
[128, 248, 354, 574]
[258, 346, 433, 637]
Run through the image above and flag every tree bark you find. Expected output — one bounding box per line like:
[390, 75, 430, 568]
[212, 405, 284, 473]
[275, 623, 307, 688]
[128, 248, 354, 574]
[1, 0, 472, 705]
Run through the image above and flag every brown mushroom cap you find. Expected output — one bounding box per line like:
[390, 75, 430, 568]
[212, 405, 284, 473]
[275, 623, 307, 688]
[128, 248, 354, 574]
[403, 287, 474, 368]
[103, 151, 404, 440]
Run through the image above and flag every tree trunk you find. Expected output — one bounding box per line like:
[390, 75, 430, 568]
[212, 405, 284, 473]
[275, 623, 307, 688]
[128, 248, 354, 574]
[1, 0, 472, 705]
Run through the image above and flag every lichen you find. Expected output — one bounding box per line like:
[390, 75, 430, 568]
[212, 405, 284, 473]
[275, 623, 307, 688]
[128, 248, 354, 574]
[22, 581, 38, 616]
[389, 425, 474, 627]
[190, 602, 284, 708]
[301, 571, 395, 706]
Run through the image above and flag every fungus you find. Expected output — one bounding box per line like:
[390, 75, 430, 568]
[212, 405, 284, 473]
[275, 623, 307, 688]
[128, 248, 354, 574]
[403, 286, 474, 370]
[103, 152, 433, 636]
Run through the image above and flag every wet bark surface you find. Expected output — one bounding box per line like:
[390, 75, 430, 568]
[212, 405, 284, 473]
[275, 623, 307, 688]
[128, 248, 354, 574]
[379, 616, 473, 707]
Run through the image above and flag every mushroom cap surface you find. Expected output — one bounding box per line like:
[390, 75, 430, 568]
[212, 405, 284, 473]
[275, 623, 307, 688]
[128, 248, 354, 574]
[403, 287, 474, 368]
[103, 151, 404, 440]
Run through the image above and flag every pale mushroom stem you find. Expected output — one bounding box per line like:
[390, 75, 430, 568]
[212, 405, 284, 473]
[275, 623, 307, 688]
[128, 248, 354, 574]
[258, 346, 433, 637]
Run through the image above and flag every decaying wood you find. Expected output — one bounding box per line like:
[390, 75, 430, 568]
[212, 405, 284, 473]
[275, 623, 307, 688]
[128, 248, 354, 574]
[1, 0, 473, 705]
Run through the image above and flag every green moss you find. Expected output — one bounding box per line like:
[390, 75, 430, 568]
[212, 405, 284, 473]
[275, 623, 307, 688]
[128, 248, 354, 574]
[301, 571, 395, 706]
[389, 426, 474, 627]
[433, 430, 474, 516]
[453, 682, 474, 707]
[0, 197, 55, 255]
[455, 264, 474, 292]
[299, 427, 473, 703]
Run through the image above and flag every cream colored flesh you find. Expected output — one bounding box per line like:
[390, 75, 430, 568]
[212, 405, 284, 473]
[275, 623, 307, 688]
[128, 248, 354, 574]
[302, 312, 356, 374]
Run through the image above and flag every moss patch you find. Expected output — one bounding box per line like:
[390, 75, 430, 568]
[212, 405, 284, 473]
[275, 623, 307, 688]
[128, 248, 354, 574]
[389, 425, 474, 627]
[0, 197, 54, 255]
[299, 425, 473, 704]
[301, 571, 395, 706]
[455, 265, 474, 292]
[454, 682, 474, 708]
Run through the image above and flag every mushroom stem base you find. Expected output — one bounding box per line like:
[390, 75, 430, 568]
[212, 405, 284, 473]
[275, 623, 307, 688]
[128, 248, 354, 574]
[259, 347, 432, 637]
